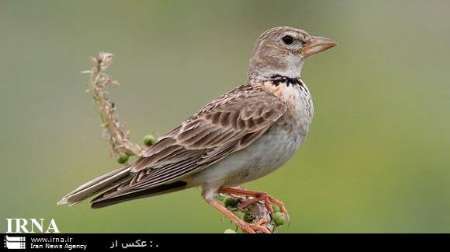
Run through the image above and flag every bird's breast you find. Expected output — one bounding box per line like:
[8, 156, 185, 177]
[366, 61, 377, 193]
[264, 80, 314, 137]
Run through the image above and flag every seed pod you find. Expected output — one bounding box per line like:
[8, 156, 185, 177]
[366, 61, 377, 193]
[272, 212, 286, 226]
[272, 205, 281, 213]
[117, 154, 129, 164]
[143, 134, 156, 146]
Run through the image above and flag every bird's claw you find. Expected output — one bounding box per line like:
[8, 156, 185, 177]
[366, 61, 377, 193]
[218, 186, 290, 233]
[237, 192, 289, 222]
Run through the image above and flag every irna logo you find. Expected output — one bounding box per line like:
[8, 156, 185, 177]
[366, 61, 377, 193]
[5, 218, 60, 233]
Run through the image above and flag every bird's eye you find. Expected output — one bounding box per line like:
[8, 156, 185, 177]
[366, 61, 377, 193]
[281, 35, 294, 45]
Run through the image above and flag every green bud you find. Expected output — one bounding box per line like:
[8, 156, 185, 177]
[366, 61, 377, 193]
[272, 212, 286, 226]
[215, 194, 226, 202]
[224, 229, 236, 234]
[143, 134, 156, 146]
[117, 154, 129, 164]
[243, 212, 255, 223]
[224, 198, 240, 209]
[272, 205, 281, 213]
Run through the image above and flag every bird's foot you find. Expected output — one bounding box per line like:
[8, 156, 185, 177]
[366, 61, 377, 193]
[204, 197, 271, 233]
[219, 186, 289, 221]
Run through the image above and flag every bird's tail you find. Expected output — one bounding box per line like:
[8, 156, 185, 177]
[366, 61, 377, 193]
[57, 166, 132, 206]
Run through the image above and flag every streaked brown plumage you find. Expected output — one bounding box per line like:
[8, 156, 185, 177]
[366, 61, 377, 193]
[58, 26, 335, 233]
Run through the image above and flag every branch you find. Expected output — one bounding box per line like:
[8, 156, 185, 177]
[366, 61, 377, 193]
[82, 52, 145, 161]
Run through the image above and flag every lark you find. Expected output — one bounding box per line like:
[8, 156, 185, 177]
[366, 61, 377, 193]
[58, 26, 335, 233]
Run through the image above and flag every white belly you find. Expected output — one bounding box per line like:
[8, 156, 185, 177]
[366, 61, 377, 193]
[190, 125, 302, 188]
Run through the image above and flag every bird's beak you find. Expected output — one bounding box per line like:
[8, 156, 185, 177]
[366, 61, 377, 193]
[302, 36, 336, 58]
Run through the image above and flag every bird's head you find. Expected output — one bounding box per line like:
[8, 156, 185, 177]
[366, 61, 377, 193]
[248, 26, 336, 81]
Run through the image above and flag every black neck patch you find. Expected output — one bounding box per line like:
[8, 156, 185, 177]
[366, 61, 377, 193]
[270, 74, 304, 87]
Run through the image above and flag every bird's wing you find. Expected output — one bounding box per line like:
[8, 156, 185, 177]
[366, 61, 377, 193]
[93, 84, 287, 200]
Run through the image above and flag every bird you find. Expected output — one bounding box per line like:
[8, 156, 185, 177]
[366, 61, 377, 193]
[58, 26, 335, 233]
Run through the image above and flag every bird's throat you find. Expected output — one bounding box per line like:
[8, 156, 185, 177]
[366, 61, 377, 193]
[269, 74, 304, 88]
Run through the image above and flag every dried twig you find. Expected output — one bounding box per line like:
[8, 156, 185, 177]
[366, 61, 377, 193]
[82, 52, 143, 158]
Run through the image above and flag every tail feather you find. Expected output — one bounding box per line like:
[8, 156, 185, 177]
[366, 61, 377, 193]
[90, 180, 187, 208]
[57, 166, 131, 206]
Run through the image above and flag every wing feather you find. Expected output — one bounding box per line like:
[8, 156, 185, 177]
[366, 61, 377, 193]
[91, 84, 286, 203]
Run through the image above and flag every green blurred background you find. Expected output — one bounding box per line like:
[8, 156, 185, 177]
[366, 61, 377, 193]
[1, 0, 450, 233]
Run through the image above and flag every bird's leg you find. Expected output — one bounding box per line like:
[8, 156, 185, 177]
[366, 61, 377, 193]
[219, 186, 289, 219]
[203, 195, 271, 233]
